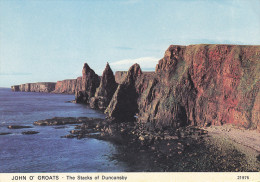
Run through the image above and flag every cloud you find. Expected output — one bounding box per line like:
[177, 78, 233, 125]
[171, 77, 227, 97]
[110, 57, 159, 71]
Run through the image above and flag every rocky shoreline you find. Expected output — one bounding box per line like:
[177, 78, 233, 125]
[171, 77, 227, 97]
[12, 116, 257, 172]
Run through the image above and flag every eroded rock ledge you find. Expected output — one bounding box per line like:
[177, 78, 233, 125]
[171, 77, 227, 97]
[33, 117, 103, 126]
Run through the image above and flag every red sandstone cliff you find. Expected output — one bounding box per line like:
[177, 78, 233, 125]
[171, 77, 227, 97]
[52, 79, 77, 94]
[106, 44, 260, 131]
[11, 82, 56, 92]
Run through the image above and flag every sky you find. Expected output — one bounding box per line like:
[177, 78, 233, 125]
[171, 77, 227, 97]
[0, 0, 259, 87]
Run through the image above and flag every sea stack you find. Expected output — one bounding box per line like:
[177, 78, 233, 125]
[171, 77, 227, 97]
[89, 63, 117, 110]
[75, 63, 100, 104]
[105, 63, 142, 121]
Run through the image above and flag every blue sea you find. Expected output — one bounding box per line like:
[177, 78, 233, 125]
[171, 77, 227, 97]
[0, 88, 128, 172]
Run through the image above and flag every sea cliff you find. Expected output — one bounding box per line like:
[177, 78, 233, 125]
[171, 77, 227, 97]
[52, 79, 77, 94]
[11, 44, 260, 131]
[11, 82, 56, 93]
[105, 44, 260, 131]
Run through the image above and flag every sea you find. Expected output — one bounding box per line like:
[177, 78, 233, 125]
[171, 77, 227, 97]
[0, 88, 128, 172]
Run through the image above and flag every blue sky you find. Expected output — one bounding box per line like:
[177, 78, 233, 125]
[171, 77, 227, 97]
[0, 0, 259, 87]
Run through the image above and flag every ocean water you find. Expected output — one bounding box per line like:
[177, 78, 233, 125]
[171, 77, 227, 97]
[0, 88, 127, 172]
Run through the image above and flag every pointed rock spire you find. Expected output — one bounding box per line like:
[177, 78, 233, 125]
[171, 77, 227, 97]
[123, 63, 142, 85]
[90, 62, 117, 110]
[105, 63, 142, 120]
[75, 63, 100, 104]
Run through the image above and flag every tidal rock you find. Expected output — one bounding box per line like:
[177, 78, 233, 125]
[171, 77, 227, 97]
[61, 134, 76, 138]
[8, 125, 32, 129]
[0, 132, 12, 135]
[33, 117, 103, 126]
[22, 131, 39, 135]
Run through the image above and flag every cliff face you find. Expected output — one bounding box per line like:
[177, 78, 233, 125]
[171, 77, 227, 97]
[12, 82, 56, 92]
[75, 63, 100, 104]
[31, 82, 56, 92]
[11, 80, 77, 94]
[90, 63, 117, 110]
[52, 79, 77, 94]
[142, 44, 260, 130]
[115, 71, 128, 84]
[106, 44, 260, 131]
[11, 85, 20, 91]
